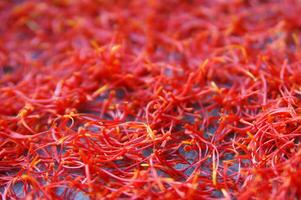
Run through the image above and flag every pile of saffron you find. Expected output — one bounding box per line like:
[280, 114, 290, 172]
[1, 0, 301, 199]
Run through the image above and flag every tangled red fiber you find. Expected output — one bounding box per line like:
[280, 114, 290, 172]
[1, 0, 301, 199]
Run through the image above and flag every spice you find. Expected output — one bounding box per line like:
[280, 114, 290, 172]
[1, 0, 301, 199]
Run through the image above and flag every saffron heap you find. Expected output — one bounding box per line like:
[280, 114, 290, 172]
[1, 0, 301, 199]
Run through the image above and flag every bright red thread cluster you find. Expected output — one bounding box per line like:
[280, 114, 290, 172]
[1, 0, 301, 199]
